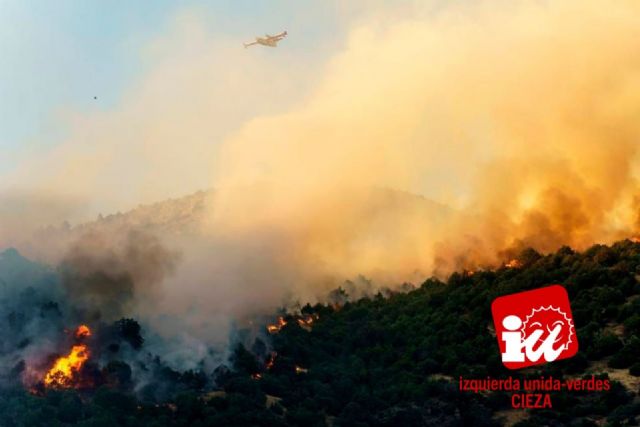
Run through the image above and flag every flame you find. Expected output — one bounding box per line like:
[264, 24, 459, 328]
[251, 373, 262, 380]
[44, 344, 90, 388]
[266, 316, 287, 334]
[75, 324, 91, 339]
[505, 259, 522, 269]
[43, 325, 92, 388]
[268, 314, 319, 334]
[294, 366, 308, 374]
[630, 236, 640, 243]
[296, 314, 318, 330]
[265, 352, 277, 370]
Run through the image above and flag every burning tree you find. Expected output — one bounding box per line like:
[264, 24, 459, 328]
[43, 325, 92, 389]
[266, 317, 287, 334]
[44, 345, 90, 388]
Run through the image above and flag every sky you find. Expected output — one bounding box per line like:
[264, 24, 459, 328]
[0, 0, 375, 180]
[1, 1, 171, 170]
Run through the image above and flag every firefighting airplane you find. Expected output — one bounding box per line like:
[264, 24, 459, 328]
[244, 31, 287, 48]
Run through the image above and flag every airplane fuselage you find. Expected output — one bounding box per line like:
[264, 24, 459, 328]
[256, 38, 278, 47]
[244, 31, 287, 48]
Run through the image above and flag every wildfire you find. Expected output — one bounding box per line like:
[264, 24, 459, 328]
[265, 352, 277, 370]
[75, 324, 91, 339]
[630, 236, 640, 243]
[267, 316, 287, 334]
[44, 345, 90, 388]
[43, 325, 92, 388]
[251, 373, 262, 380]
[505, 259, 522, 269]
[296, 313, 319, 331]
[295, 366, 308, 374]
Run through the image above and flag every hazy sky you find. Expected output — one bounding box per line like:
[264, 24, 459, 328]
[2, 1, 169, 170]
[0, 0, 382, 179]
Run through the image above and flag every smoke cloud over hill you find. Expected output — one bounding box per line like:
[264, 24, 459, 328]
[208, 0, 640, 277]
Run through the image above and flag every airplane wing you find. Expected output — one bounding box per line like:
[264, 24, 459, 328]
[266, 31, 287, 41]
[243, 41, 259, 48]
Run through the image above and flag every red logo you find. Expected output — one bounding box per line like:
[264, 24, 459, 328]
[492, 285, 578, 369]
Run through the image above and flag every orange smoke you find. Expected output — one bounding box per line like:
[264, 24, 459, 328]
[204, 0, 640, 289]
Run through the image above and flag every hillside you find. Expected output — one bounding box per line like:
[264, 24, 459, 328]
[34, 188, 450, 242]
[48, 191, 211, 237]
[249, 242, 640, 426]
[0, 241, 639, 425]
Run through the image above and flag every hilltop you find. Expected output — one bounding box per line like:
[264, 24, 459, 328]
[37, 187, 450, 239]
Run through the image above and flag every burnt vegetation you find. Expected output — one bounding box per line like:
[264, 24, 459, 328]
[1, 241, 640, 426]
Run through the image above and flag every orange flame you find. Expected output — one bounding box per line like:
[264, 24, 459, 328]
[75, 325, 91, 339]
[44, 325, 92, 388]
[296, 314, 319, 331]
[266, 317, 287, 334]
[44, 344, 90, 388]
[505, 259, 522, 268]
[265, 352, 277, 370]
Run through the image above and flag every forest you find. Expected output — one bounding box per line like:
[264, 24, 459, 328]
[1, 240, 640, 426]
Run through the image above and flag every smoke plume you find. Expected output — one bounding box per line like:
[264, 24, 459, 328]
[207, 0, 640, 281]
[60, 230, 179, 320]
